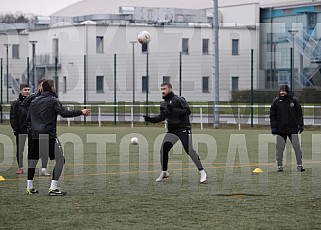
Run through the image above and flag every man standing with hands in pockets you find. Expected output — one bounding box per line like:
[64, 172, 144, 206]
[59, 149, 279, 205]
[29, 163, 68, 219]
[10, 84, 30, 174]
[270, 84, 305, 172]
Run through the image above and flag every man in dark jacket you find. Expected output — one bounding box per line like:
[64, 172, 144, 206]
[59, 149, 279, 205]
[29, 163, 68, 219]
[144, 82, 207, 183]
[21, 79, 50, 176]
[26, 79, 91, 195]
[10, 84, 30, 174]
[270, 84, 305, 172]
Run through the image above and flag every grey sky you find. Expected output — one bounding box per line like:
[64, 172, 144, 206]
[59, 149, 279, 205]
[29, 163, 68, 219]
[0, 0, 314, 16]
[220, 0, 315, 7]
[0, 0, 81, 16]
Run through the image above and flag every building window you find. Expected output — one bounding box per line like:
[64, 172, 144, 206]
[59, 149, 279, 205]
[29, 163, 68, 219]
[202, 76, 209, 93]
[308, 13, 316, 28]
[182, 38, 189, 54]
[202, 39, 209, 54]
[96, 36, 104, 53]
[52, 38, 59, 60]
[163, 76, 170, 83]
[142, 43, 148, 53]
[96, 76, 104, 93]
[63, 76, 67, 93]
[266, 33, 273, 52]
[277, 71, 290, 86]
[232, 76, 239, 91]
[142, 76, 148, 92]
[12, 44, 19, 59]
[232, 39, 239, 55]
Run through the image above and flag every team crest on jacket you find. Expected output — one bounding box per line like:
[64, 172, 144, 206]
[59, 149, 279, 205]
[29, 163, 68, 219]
[290, 102, 294, 107]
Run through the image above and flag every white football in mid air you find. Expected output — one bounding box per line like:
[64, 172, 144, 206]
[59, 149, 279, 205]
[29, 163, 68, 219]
[137, 31, 151, 44]
[131, 137, 139, 145]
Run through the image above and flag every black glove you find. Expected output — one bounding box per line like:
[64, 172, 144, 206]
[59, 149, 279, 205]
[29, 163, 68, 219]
[298, 126, 304, 134]
[271, 128, 278, 135]
[143, 115, 152, 122]
[167, 103, 173, 112]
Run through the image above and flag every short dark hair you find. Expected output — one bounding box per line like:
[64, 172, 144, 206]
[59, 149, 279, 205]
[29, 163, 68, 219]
[42, 79, 55, 92]
[161, 82, 172, 89]
[20, 84, 29, 90]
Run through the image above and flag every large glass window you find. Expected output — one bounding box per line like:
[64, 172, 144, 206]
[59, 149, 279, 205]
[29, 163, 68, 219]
[96, 36, 104, 53]
[202, 39, 209, 54]
[202, 76, 209, 93]
[182, 38, 189, 54]
[96, 76, 104, 93]
[232, 76, 239, 91]
[163, 76, 170, 83]
[52, 39, 59, 60]
[232, 39, 239, 55]
[142, 76, 148, 92]
[142, 43, 148, 53]
[12, 44, 19, 59]
[63, 76, 67, 93]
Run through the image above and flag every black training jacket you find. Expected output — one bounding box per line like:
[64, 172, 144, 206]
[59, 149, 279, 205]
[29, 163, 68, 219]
[10, 94, 28, 134]
[21, 91, 41, 111]
[29, 91, 83, 139]
[270, 94, 303, 134]
[21, 91, 42, 129]
[149, 92, 191, 131]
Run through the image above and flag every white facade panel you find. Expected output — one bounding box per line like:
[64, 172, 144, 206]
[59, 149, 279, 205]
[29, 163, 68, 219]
[28, 22, 258, 103]
[220, 3, 260, 25]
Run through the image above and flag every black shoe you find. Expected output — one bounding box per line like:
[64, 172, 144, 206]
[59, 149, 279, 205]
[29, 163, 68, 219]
[26, 188, 39, 195]
[297, 165, 305, 172]
[49, 189, 67, 196]
[277, 166, 283, 172]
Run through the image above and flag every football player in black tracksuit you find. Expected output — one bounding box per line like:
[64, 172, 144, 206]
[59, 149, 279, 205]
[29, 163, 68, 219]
[270, 84, 305, 172]
[21, 78, 51, 176]
[144, 82, 207, 183]
[26, 79, 91, 195]
[10, 84, 30, 174]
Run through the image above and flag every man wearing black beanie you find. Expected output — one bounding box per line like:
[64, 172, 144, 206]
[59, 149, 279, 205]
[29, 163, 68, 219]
[270, 84, 305, 172]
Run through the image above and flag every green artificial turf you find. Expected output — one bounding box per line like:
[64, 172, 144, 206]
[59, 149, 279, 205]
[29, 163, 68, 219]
[0, 124, 321, 229]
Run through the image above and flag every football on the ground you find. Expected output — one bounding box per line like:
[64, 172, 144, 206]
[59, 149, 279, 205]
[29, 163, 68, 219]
[137, 31, 151, 44]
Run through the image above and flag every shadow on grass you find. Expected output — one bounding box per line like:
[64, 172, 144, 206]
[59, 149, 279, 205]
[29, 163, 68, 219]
[215, 193, 269, 198]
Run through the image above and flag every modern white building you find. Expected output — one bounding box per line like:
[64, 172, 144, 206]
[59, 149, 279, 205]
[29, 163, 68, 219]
[30, 0, 259, 103]
[260, 0, 321, 90]
[0, 31, 29, 102]
[5, 0, 317, 103]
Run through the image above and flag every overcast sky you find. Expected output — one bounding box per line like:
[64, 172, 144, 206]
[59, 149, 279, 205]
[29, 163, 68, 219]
[220, 0, 312, 7]
[0, 0, 81, 16]
[0, 0, 314, 16]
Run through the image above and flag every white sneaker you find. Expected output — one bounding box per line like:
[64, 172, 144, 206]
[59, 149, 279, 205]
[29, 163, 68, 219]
[199, 170, 207, 183]
[155, 171, 169, 182]
[41, 169, 51, 176]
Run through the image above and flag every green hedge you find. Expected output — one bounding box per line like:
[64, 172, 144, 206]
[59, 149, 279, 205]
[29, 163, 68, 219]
[231, 88, 321, 103]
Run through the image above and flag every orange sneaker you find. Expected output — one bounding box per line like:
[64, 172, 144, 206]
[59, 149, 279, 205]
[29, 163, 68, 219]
[16, 168, 24, 174]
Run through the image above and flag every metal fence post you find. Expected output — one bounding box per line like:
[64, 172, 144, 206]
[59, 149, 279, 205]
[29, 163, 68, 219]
[98, 105, 101, 127]
[114, 54, 117, 125]
[131, 105, 134, 128]
[200, 106, 203, 130]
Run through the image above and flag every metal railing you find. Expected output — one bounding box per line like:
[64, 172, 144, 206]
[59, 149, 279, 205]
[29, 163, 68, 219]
[279, 30, 321, 87]
[1, 104, 321, 129]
